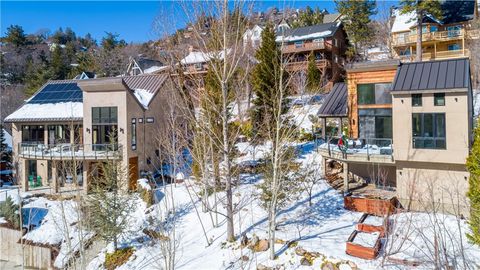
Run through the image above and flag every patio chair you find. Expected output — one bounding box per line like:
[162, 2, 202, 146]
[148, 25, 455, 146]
[36, 175, 42, 187]
[28, 175, 35, 187]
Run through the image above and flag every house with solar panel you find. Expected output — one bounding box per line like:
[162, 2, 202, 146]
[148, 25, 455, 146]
[318, 57, 474, 216]
[5, 73, 182, 192]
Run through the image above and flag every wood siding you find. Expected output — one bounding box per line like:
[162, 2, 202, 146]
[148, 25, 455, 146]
[346, 69, 397, 138]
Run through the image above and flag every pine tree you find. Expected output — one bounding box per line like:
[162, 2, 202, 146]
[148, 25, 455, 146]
[251, 23, 287, 139]
[306, 52, 321, 92]
[86, 137, 135, 251]
[291, 6, 324, 28]
[51, 46, 70, 80]
[335, 0, 377, 56]
[0, 126, 11, 163]
[3, 25, 27, 48]
[467, 118, 480, 245]
[399, 0, 442, 61]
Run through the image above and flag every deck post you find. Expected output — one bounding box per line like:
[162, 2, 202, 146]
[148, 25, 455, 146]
[322, 117, 326, 140]
[343, 161, 349, 194]
[82, 161, 89, 193]
[22, 159, 29, 192]
[52, 161, 59, 193]
[338, 117, 342, 137]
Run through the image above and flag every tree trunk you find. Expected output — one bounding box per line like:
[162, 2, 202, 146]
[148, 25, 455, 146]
[268, 207, 276, 260]
[416, 10, 423, 62]
[222, 80, 235, 242]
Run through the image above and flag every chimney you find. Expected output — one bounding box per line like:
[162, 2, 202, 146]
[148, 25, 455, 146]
[188, 45, 194, 53]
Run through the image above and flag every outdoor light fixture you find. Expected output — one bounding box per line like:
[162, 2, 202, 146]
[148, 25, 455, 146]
[86, 128, 90, 133]
[120, 128, 124, 133]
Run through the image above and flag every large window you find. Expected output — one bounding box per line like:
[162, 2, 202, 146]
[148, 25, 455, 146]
[92, 107, 118, 149]
[22, 125, 44, 143]
[412, 113, 446, 149]
[357, 83, 392, 105]
[359, 109, 392, 142]
[48, 125, 70, 145]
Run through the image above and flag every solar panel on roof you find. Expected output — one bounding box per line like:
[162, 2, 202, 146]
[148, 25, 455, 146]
[28, 82, 83, 104]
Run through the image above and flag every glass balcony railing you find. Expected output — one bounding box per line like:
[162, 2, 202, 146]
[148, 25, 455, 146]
[318, 137, 394, 163]
[19, 143, 122, 160]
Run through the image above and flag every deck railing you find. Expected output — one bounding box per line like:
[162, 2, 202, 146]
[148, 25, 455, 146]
[392, 29, 479, 46]
[318, 137, 394, 163]
[19, 143, 122, 160]
[282, 41, 329, 54]
[399, 49, 469, 62]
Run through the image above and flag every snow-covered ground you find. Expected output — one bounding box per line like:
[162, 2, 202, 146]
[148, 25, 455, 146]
[82, 141, 480, 270]
[22, 196, 95, 269]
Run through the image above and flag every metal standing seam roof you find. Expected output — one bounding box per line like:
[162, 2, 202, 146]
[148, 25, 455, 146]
[123, 73, 169, 94]
[392, 58, 470, 92]
[317, 82, 348, 117]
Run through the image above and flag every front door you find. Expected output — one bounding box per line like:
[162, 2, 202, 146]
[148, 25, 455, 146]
[128, 157, 139, 191]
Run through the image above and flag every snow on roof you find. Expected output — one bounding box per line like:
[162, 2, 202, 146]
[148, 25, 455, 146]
[276, 30, 332, 42]
[180, 50, 229, 65]
[391, 9, 443, 33]
[276, 22, 340, 42]
[143, 65, 169, 74]
[4, 102, 83, 122]
[133, 88, 155, 109]
[391, 10, 416, 33]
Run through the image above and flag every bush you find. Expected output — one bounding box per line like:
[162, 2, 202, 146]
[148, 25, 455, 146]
[297, 129, 314, 142]
[139, 188, 154, 207]
[104, 247, 134, 270]
[0, 196, 20, 229]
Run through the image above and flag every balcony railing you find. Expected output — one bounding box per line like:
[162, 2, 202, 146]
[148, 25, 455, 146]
[281, 41, 332, 54]
[317, 137, 394, 163]
[399, 49, 470, 62]
[392, 29, 479, 46]
[19, 143, 122, 160]
[285, 59, 331, 72]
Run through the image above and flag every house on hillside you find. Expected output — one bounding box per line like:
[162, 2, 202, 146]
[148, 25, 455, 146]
[5, 74, 184, 193]
[243, 24, 264, 49]
[276, 22, 348, 91]
[125, 56, 167, 76]
[318, 58, 473, 216]
[179, 46, 229, 75]
[391, 0, 479, 61]
[322, 13, 342, 23]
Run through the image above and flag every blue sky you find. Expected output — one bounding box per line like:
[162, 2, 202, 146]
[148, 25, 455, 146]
[1, 1, 395, 43]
